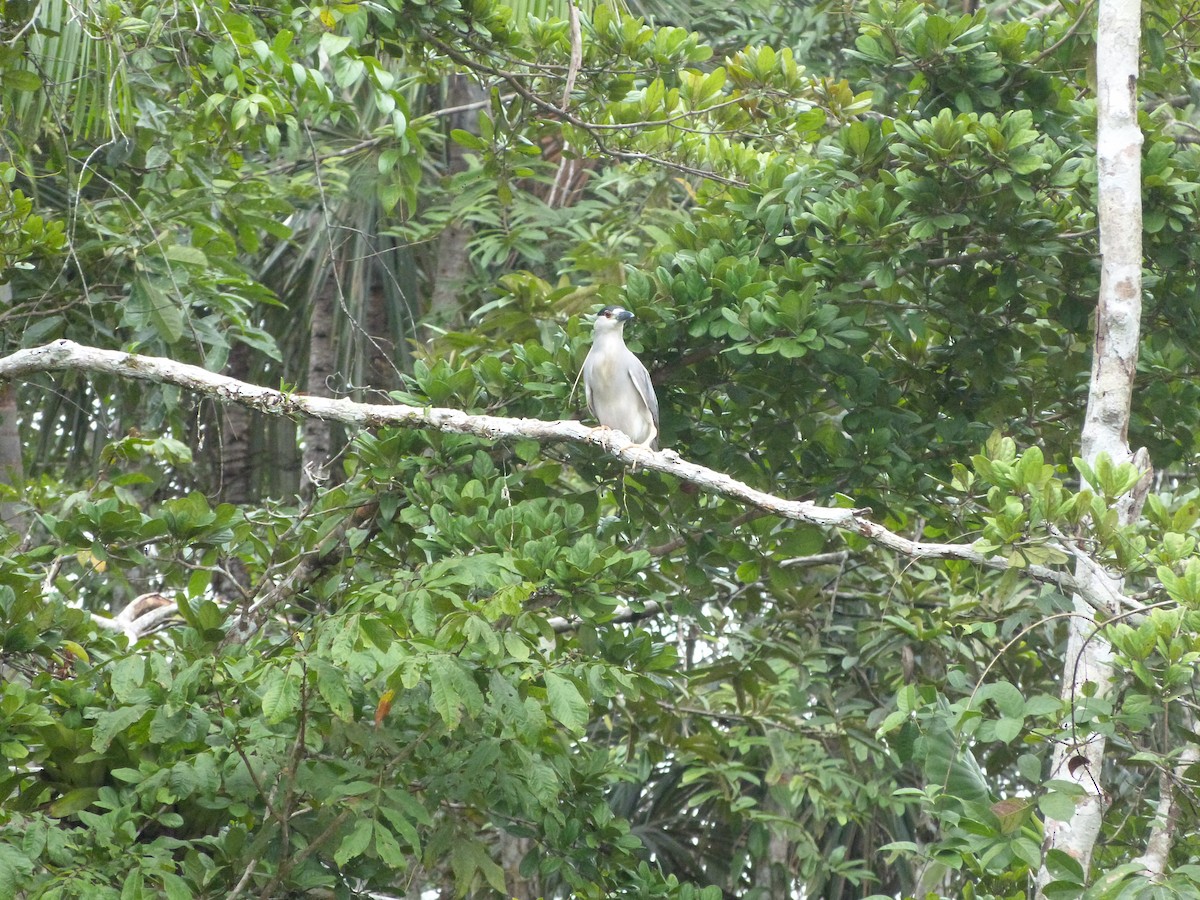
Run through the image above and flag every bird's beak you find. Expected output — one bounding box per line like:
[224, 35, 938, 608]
[617, 310, 635, 322]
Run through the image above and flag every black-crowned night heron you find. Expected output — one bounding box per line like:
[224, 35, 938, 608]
[583, 305, 660, 450]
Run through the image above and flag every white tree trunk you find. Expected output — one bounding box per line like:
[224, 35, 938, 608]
[1132, 727, 1200, 879]
[1037, 0, 1142, 891]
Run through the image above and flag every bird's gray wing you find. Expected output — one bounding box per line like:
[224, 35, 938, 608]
[582, 356, 597, 418]
[627, 356, 659, 430]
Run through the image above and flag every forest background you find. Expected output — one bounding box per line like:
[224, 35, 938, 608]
[1, 0, 1199, 897]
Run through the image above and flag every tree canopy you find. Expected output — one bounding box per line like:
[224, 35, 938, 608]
[2, 0, 1200, 898]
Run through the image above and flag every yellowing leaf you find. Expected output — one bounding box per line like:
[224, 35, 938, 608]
[374, 689, 395, 727]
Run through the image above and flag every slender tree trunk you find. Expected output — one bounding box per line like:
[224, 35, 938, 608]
[0, 284, 25, 531]
[302, 272, 338, 495]
[426, 220, 472, 340]
[210, 340, 257, 601]
[496, 833, 534, 899]
[1132, 711, 1200, 879]
[216, 341, 257, 506]
[1037, 0, 1142, 891]
[754, 815, 792, 897]
[423, 75, 486, 342]
[363, 279, 398, 391]
[0, 380, 23, 531]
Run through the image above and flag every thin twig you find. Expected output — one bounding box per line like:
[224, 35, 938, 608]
[562, 2, 582, 111]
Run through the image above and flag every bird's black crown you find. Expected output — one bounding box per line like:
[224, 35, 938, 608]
[597, 305, 633, 320]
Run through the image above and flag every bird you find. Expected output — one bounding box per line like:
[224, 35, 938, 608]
[582, 305, 660, 450]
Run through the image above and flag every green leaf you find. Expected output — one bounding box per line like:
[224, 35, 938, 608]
[151, 300, 183, 348]
[110, 656, 148, 703]
[360, 617, 394, 651]
[379, 805, 422, 856]
[1145, 29, 1166, 68]
[450, 129, 487, 151]
[544, 672, 588, 734]
[335, 818, 373, 867]
[373, 822, 409, 868]
[0, 843, 33, 897]
[320, 32, 352, 57]
[1017, 753, 1042, 782]
[992, 716, 1023, 744]
[503, 631, 530, 661]
[48, 787, 100, 817]
[847, 120, 870, 156]
[429, 655, 481, 729]
[4, 70, 41, 92]
[1043, 848, 1085, 882]
[260, 665, 302, 725]
[165, 245, 208, 267]
[921, 719, 990, 806]
[161, 874, 192, 900]
[450, 839, 507, 895]
[1038, 789, 1079, 823]
[977, 680, 1025, 718]
[316, 664, 355, 722]
[91, 704, 150, 752]
[144, 145, 171, 168]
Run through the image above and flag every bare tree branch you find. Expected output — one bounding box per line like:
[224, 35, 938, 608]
[90, 591, 178, 642]
[1, 340, 1085, 598]
[562, 2, 582, 111]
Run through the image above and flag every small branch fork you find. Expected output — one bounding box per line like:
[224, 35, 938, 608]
[4, 340, 1086, 602]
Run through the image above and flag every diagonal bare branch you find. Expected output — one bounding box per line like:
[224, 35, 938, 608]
[1, 340, 1082, 598]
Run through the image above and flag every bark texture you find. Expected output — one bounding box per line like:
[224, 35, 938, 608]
[0, 284, 25, 530]
[1132, 729, 1200, 879]
[209, 340, 257, 601]
[302, 272, 338, 494]
[0, 382, 23, 530]
[1037, 0, 1143, 891]
[424, 75, 487, 342]
[215, 341, 257, 506]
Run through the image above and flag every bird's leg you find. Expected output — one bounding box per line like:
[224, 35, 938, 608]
[633, 423, 658, 450]
[588, 425, 615, 442]
[588, 425, 658, 467]
[622, 425, 657, 456]
[622, 426, 658, 472]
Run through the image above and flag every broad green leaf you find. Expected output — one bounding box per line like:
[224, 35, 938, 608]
[316, 664, 355, 722]
[450, 129, 487, 150]
[428, 655, 477, 729]
[4, 70, 41, 91]
[162, 874, 192, 900]
[544, 672, 588, 734]
[373, 822, 409, 868]
[335, 818, 373, 867]
[319, 32, 352, 57]
[260, 665, 301, 724]
[48, 787, 100, 817]
[91, 704, 150, 752]
[165, 245, 208, 267]
[1039, 790, 1079, 823]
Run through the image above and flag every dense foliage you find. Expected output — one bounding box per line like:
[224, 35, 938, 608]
[2, 0, 1200, 897]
